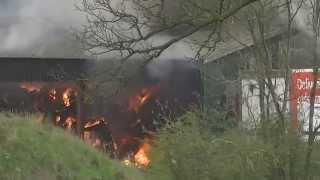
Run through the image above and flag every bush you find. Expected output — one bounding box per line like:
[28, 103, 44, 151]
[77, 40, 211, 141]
[148, 111, 320, 180]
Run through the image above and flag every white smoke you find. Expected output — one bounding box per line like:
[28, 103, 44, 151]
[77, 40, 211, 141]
[149, 35, 195, 60]
[0, 0, 195, 60]
[293, 1, 313, 36]
[0, 0, 86, 57]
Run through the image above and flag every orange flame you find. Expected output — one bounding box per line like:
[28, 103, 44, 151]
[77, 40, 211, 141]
[20, 82, 43, 93]
[64, 117, 76, 130]
[128, 85, 160, 113]
[134, 142, 151, 167]
[49, 89, 57, 101]
[84, 117, 105, 129]
[62, 88, 73, 107]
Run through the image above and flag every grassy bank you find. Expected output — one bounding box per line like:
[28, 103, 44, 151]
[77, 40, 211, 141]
[3, 112, 320, 180]
[0, 114, 146, 180]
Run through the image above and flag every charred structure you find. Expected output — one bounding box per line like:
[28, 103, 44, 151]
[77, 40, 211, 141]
[0, 57, 90, 137]
[0, 57, 202, 167]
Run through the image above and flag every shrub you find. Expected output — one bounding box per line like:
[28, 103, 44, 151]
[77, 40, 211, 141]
[148, 111, 320, 180]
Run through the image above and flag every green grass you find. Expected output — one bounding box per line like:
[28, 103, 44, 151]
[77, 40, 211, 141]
[5, 112, 320, 180]
[0, 113, 147, 180]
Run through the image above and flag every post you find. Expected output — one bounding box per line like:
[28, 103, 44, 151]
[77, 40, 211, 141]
[76, 79, 87, 138]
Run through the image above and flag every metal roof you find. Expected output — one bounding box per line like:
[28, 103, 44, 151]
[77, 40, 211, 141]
[204, 24, 290, 64]
[0, 57, 92, 82]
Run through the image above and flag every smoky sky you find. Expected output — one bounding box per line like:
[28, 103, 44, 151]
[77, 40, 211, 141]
[0, 0, 86, 58]
[0, 0, 196, 59]
[0, 0, 20, 16]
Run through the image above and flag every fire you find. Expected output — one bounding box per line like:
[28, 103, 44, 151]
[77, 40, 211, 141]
[55, 116, 61, 124]
[134, 141, 151, 168]
[123, 159, 132, 166]
[63, 88, 73, 107]
[26, 82, 158, 168]
[84, 117, 106, 129]
[49, 89, 57, 101]
[20, 82, 43, 93]
[83, 117, 111, 151]
[128, 85, 160, 113]
[64, 117, 76, 130]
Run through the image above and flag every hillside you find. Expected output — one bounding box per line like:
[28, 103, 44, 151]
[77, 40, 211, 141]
[0, 114, 146, 180]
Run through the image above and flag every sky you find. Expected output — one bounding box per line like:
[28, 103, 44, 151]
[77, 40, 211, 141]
[0, 0, 85, 57]
[0, 0, 197, 60]
[2, 0, 312, 60]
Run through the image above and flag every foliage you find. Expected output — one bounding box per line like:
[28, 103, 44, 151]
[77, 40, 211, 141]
[2, 111, 320, 180]
[202, 108, 238, 134]
[148, 111, 320, 180]
[0, 113, 146, 180]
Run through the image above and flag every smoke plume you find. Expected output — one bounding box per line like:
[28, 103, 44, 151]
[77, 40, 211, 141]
[0, 0, 195, 60]
[0, 0, 85, 57]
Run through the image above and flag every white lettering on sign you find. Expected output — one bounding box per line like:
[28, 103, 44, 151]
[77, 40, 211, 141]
[297, 78, 320, 90]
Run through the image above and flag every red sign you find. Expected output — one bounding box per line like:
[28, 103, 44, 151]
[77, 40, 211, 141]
[291, 69, 320, 130]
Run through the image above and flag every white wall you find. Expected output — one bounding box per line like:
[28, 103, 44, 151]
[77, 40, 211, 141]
[241, 78, 288, 128]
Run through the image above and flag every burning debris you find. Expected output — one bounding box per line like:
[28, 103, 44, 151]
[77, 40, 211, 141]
[62, 88, 75, 107]
[83, 117, 115, 155]
[64, 116, 77, 130]
[0, 59, 202, 168]
[134, 139, 151, 167]
[120, 139, 152, 168]
[31, 82, 157, 167]
[128, 85, 160, 113]
[20, 82, 43, 93]
[49, 89, 57, 101]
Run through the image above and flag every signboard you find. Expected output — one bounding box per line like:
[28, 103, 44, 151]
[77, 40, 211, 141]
[291, 69, 320, 131]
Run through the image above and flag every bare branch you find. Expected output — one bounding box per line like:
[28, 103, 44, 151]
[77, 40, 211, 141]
[77, 0, 260, 61]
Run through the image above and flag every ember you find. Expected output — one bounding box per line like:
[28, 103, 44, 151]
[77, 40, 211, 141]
[123, 159, 132, 166]
[64, 117, 76, 130]
[128, 85, 160, 113]
[84, 117, 106, 129]
[134, 140, 151, 168]
[55, 116, 61, 124]
[49, 89, 57, 101]
[20, 82, 43, 93]
[62, 88, 74, 107]
[83, 117, 115, 155]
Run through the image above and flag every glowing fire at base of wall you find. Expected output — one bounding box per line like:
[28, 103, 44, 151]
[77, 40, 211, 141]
[18, 82, 156, 168]
[120, 138, 151, 168]
[134, 142, 151, 167]
[37, 83, 196, 168]
[14, 73, 200, 169]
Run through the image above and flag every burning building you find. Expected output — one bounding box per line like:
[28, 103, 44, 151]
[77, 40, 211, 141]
[0, 57, 202, 167]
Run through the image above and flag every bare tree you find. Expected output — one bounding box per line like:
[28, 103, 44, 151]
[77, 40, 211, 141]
[303, 0, 320, 178]
[232, 0, 304, 133]
[76, 0, 260, 63]
[233, 0, 286, 129]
